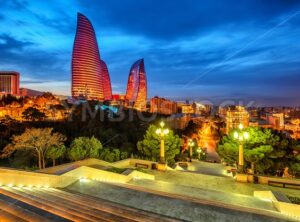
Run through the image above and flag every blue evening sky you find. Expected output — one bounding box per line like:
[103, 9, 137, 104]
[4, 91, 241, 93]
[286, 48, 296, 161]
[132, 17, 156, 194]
[0, 0, 300, 106]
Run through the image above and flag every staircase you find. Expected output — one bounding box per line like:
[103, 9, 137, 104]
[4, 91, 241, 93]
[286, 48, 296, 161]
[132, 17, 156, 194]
[0, 187, 178, 222]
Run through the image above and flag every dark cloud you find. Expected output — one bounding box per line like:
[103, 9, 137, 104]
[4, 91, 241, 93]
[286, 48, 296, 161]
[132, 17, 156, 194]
[33, 11, 74, 34]
[0, 34, 33, 51]
[0, 34, 69, 81]
[79, 0, 300, 40]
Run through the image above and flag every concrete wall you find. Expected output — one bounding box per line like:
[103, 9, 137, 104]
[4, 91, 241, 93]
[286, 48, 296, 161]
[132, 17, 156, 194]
[0, 168, 76, 188]
[254, 191, 300, 220]
[0, 161, 155, 189]
[62, 166, 131, 183]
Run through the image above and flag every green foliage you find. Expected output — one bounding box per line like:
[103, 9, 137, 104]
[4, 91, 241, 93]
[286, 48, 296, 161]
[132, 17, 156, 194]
[1, 127, 66, 169]
[287, 195, 300, 205]
[98, 148, 128, 162]
[68, 136, 102, 161]
[22, 107, 46, 121]
[46, 145, 66, 166]
[105, 167, 126, 174]
[137, 124, 181, 165]
[217, 127, 300, 175]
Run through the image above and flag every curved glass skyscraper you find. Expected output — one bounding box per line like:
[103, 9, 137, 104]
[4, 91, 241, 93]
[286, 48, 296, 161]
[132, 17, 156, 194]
[125, 59, 147, 111]
[100, 59, 112, 100]
[71, 13, 112, 100]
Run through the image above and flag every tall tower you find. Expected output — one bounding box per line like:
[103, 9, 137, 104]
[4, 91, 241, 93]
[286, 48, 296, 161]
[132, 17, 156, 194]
[100, 60, 112, 100]
[71, 13, 112, 100]
[125, 59, 147, 111]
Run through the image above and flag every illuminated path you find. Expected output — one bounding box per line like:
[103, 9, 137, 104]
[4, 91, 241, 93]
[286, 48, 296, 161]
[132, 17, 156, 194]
[0, 187, 179, 222]
[67, 180, 291, 222]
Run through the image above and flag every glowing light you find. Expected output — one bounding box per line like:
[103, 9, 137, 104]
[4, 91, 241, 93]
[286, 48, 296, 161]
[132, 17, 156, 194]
[244, 132, 249, 140]
[8, 184, 13, 187]
[163, 128, 169, 135]
[160, 121, 165, 128]
[156, 128, 162, 135]
[238, 123, 244, 130]
[234, 132, 239, 139]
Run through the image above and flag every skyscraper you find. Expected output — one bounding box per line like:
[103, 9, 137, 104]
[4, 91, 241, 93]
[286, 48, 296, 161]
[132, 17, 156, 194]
[0, 71, 20, 95]
[100, 60, 112, 100]
[125, 59, 147, 111]
[71, 13, 112, 100]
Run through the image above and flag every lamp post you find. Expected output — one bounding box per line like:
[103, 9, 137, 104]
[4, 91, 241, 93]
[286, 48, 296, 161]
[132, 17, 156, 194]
[188, 139, 195, 162]
[156, 121, 169, 164]
[196, 148, 202, 160]
[233, 123, 249, 173]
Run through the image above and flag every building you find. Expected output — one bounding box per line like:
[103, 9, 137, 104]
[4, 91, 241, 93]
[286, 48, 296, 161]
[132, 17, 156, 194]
[181, 104, 194, 114]
[150, 97, 177, 115]
[125, 59, 147, 111]
[100, 60, 112, 100]
[226, 106, 249, 134]
[267, 113, 284, 129]
[0, 71, 20, 95]
[71, 13, 112, 100]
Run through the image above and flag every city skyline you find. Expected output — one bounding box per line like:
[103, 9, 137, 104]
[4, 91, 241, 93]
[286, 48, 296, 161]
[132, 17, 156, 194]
[0, 1, 300, 105]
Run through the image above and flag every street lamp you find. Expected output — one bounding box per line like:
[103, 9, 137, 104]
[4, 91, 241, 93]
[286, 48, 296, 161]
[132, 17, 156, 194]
[156, 121, 169, 164]
[196, 148, 202, 160]
[188, 139, 195, 162]
[233, 123, 249, 173]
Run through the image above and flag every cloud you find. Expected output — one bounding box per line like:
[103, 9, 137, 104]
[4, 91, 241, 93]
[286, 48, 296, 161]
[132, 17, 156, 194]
[79, 0, 300, 40]
[0, 34, 69, 83]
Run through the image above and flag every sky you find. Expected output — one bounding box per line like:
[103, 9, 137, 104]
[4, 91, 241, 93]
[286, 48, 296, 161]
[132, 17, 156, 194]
[0, 0, 300, 106]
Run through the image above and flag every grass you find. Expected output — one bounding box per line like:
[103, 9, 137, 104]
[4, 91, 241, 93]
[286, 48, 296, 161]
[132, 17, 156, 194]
[287, 195, 300, 205]
[105, 167, 127, 174]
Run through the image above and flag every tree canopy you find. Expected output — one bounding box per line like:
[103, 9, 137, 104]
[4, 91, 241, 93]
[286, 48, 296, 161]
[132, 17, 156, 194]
[22, 107, 46, 121]
[0, 128, 66, 169]
[68, 136, 102, 161]
[137, 124, 181, 165]
[217, 127, 300, 175]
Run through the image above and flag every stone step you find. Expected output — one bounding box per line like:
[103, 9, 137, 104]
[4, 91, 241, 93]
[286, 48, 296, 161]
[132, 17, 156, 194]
[51, 188, 172, 222]
[27, 188, 131, 222]
[0, 209, 28, 222]
[0, 198, 49, 222]
[0, 188, 82, 221]
[43, 188, 137, 222]
[7, 187, 97, 222]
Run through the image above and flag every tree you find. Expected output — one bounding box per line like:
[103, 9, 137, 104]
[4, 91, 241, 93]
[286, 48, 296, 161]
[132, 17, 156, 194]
[22, 107, 46, 121]
[137, 124, 181, 165]
[1, 128, 66, 169]
[46, 145, 66, 166]
[217, 127, 299, 175]
[68, 136, 102, 161]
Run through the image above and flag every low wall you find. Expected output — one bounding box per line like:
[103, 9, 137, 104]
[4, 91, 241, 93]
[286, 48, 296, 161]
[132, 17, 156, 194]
[257, 176, 300, 185]
[254, 191, 300, 220]
[0, 168, 76, 188]
[0, 158, 156, 189]
[62, 166, 131, 183]
[38, 158, 114, 175]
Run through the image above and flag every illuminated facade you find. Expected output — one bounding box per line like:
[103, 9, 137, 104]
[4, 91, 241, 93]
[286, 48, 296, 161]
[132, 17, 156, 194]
[150, 97, 177, 115]
[226, 106, 249, 134]
[0, 71, 20, 95]
[125, 59, 147, 110]
[100, 60, 112, 100]
[71, 13, 112, 100]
